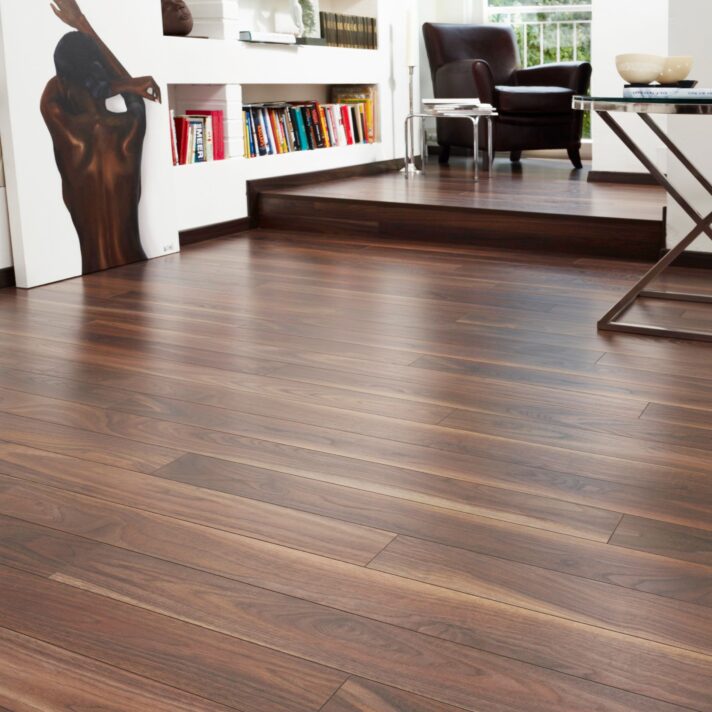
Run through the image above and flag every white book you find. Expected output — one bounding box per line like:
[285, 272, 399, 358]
[239, 31, 297, 45]
[204, 115, 215, 161]
[336, 106, 348, 146]
[423, 98, 481, 106]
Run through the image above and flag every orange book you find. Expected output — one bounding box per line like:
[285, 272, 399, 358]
[318, 104, 331, 148]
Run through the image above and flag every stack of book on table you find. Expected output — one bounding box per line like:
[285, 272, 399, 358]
[243, 87, 376, 158]
[319, 12, 377, 49]
[623, 85, 712, 100]
[171, 110, 226, 165]
[422, 98, 494, 113]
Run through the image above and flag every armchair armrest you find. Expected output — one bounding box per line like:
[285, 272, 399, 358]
[514, 62, 592, 94]
[472, 59, 496, 105]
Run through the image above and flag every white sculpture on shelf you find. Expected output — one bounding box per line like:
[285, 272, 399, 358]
[291, 0, 304, 37]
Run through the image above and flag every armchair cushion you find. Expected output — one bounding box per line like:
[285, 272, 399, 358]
[496, 86, 574, 114]
[513, 62, 592, 94]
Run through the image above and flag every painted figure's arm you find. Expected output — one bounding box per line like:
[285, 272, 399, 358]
[50, 0, 162, 103]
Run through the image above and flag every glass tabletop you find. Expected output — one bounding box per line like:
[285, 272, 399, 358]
[574, 96, 712, 114]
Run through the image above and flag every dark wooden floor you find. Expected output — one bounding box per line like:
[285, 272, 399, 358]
[1, 212, 712, 708]
[258, 159, 668, 260]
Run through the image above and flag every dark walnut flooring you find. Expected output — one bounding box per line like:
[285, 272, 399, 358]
[0, 228, 711, 711]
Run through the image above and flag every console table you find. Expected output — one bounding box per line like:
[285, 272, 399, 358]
[574, 96, 712, 342]
[404, 107, 496, 182]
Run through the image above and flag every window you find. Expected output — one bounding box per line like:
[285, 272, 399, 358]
[485, 1, 592, 137]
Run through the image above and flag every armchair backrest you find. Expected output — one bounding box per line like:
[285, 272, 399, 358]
[423, 23, 520, 86]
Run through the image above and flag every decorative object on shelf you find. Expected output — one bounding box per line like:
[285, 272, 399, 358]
[291, 0, 304, 37]
[658, 56, 694, 84]
[615, 54, 666, 85]
[0, 0, 179, 288]
[161, 0, 194, 37]
[298, 0, 321, 39]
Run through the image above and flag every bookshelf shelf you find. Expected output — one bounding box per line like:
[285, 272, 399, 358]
[165, 0, 410, 234]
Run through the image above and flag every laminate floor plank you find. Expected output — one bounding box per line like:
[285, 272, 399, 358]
[0, 517, 709, 712]
[2, 447, 710, 609]
[610, 516, 712, 567]
[0, 627, 234, 712]
[0, 448, 393, 565]
[0, 565, 346, 712]
[2, 377, 711, 513]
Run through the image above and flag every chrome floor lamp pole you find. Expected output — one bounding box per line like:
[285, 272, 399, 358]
[402, 65, 422, 174]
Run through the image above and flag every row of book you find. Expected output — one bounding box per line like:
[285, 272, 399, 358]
[170, 109, 226, 165]
[243, 88, 376, 159]
[319, 12, 377, 49]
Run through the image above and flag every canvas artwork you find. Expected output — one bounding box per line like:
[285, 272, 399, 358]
[0, 0, 179, 288]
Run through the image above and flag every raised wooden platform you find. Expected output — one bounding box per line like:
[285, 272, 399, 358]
[257, 158, 667, 261]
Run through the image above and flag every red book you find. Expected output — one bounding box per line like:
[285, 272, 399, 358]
[174, 116, 191, 164]
[340, 105, 354, 145]
[186, 109, 225, 160]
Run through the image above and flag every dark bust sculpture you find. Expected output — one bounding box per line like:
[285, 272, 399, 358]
[162, 0, 194, 37]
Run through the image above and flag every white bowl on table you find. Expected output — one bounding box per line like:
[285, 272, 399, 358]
[615, 53, 666, 85]
[658, 56, 694, 84]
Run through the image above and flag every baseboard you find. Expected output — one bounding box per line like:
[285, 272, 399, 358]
[0, 266, 15, 289]
[588, 170, 658, 186]
[180, 217, 254, 246]
[665, 249, 712, 269]
[248, 158, 403, 218]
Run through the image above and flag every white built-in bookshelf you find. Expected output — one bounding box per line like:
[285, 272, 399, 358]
[0, 0, 412, 273]
[166, 0, 411, 232]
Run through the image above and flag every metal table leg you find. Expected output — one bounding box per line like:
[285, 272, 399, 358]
[596, 110, 712, 342]
[469, 116, 480, 182]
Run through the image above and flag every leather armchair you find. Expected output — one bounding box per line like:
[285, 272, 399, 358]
[423, 23, 592, 168]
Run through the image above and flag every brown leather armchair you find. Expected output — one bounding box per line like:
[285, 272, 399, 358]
[423, 23, 592, 168]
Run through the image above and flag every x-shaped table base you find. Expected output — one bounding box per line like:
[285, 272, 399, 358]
[597, 110, 712, 342]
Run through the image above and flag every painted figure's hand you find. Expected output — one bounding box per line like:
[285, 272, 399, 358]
[113, 76, 163, 104]
[50, 0, 89, 31]
[132, 76, 162, 104]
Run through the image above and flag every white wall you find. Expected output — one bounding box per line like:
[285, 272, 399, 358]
[667, 0, 712, 252]
[418, 0, 485, 103]
[591, 0, 669, 173]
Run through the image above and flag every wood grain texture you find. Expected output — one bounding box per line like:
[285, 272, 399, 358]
[0, 565, 345, 712]
[0, 627, 233, 712]
[610, 515, 712, 567]
[257, 158, 666, 260]
[0, 189, 710, 711]
[320, 678, 468, 712]
[0, 520, 712, 706]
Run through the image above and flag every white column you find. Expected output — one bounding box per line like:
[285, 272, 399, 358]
[667, 0, 712, 252]
[590, 0, 669, 174]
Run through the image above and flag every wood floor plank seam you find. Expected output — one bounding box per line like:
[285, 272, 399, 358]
[0, 469, 395, 566]
[0, 541, 706, 712]
[607, 513, 627, 545]
[0, 624, 242, 712]
[3, 442, 711, 613]
[4, 501, 712, 668]
[0, 425, 623, 547]
[0, 563, 348, 712]
[366, 533, 712, 623]
[3, 369, 701, 514]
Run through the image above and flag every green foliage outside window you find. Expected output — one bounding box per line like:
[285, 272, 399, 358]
[488, 0, 592, 138]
